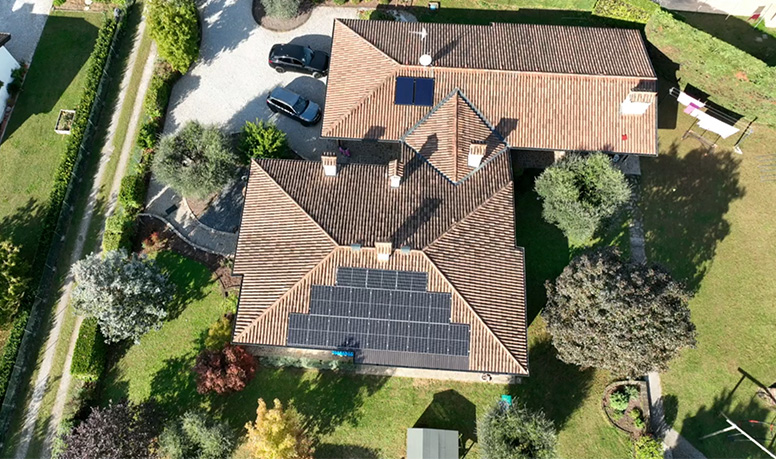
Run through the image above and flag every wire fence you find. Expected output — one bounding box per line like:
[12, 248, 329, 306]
[0, 6, 130, 447]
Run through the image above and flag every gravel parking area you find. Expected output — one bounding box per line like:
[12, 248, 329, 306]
[1, 0, 54, 63]
[164, 1, 359, 160]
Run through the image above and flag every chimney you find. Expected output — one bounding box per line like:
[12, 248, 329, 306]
[468, 143, 486, 168]
[375, 242, 392, 261]
[322, 154, 337, 176]
[388, 159, 403, 188]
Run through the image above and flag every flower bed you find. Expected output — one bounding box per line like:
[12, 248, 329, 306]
[602, 380, 651, 438]
[55, 109, 76, 134]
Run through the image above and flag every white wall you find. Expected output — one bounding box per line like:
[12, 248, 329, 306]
[0, 46, 20, 117]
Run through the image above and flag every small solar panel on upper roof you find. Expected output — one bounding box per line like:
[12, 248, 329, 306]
[395, 77, 414, 105]
[414, 78, 434, 106]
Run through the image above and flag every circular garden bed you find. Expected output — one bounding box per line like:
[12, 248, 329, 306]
[251, 0, 314, 31]
[602, 380, 651, 438]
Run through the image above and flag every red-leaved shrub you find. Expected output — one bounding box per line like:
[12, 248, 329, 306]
[193, 345, 257, 394]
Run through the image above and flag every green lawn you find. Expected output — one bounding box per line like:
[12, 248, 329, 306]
[0, 12, 102, 259]
[642, 94, 776, 458]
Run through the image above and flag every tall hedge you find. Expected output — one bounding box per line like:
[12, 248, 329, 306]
[70, 318, 107, 382]
[647, 10, 776, 126]
[593, 0, 659, 23]
[147, 0, 200, 73]
[0, 15, 122, 405]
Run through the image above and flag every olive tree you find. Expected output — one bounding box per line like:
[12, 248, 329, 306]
[72, 249, 173, 343]
[152, 121, 239, 200]
[158, 410, 235, 459]
[535, 152, 630, 245]
[543, 247, 696, 376]
[478, 401, 557, 459]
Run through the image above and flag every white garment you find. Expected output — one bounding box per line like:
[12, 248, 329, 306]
[677, 91, 706, 108]
[696, 112, 740, 139]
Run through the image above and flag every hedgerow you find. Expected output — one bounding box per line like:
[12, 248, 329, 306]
[70, 318, 107, 382]
[592, 0, 659, 23]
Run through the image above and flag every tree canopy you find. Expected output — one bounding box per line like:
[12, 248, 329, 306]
[194, 344, 257, 394]
[478, 401, 558, 459]
[543, 247, 696, 376]
[243, 398, 313, 459]
[152, 121, 239, 200]
[72, 249, 173, 343]
[147, 0, 200, 73]
[534, 153, 630, 245]
[239, 120, 289, 160]
[0, 240, 28, 324]
[158, 410, 235, 459]
[60, 401, 159, 459]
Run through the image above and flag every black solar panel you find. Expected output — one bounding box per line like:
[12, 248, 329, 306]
[395, 77, 414, 105]
[287, 268, 470, 358]
[414, 78, 435, 106]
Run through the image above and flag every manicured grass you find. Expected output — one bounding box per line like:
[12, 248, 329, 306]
[677, 12, 776, 66]
[100, 247, 632, 458]
[0, 12, 102, 259]
[642, 93, 776, 458]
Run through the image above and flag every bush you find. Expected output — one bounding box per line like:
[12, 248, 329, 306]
[0, 310, 29, 398]
[53, 0, 66, 6]
[102, 207, 135, 252]
[544, 247, 696, 376]
[239, 120, 289, 160]
[378, 0, 390, 4]
[634, 435, 663, 459]
[153, 121, 239, 200]
[117, 173, 145, 212]
[6, 64, 27, 97]
[147, 0, 200, 73]
[478, 401, 557, 459]
[243, 398, 313, 459]
[609, 391, 630, 413]
[158, 410, 235, 458]
[261, 0, 301, 19]
[360, 9, 395, 20]
[631, 408, 646, 430]
[194, 345, 257, 394]
[0, 240, 29, 324]
[534, 153, 630, 245]
[647, 10, 776, 126]
[70, 318, 107, 382]
[593, 0, 659, 23]
[259, 355, 355, 371]
[204, 315, 233, 350]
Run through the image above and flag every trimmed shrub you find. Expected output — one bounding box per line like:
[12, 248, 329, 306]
[102, 208, 135, 252]
[0, 240, 29, 324]
[634, 435, 664, 459]
[70, 318, 107, 382]
[647, 10, 776, 126]
[239, 120, 289, 160]
[204, 315, 232, 350]
[593, 0, 659, 23]
[609, 391, 631, 412]
[147, 0, 201, 73]
[117, 173, 145, 212]
[631, 408, 646, 430]
[478, 401, 557, 459]
[259, 355, 355, 371]
[0, 310, 30, 398]
[260, 0, 301, 19]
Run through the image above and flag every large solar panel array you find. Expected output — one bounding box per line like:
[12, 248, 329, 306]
[287, 267, 470, 357]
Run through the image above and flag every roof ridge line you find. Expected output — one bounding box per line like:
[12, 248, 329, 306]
[234, 246, 340, 343]
[421, 248, 527, 374]
[399, 64, 658, 80]
[337, 19, 402, 65]
[456, 89, 509, 146]
[400, 88, 460, 142]
[325, 71, 398, 138]
[253, 159, 339, 247]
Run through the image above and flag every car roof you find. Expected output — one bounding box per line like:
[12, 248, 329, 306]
[269, 87, 303, 105]
[272, 43, 306, 60]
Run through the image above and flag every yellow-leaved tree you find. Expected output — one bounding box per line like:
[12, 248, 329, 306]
[243, 398, 313, 459]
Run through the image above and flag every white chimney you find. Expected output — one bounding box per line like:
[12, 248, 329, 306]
[322, 154, 337, 176]
[468, 143, 486, 168]
[388, 159, 403, 188]
[376, 242, 392, 261]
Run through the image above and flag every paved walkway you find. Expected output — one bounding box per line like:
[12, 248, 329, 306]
[626, 161, 706, 459]
[144, 177, 238, 256]
[0, 0, 53, 63]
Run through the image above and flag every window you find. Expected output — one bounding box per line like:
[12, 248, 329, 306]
[394, 77, 435, 106]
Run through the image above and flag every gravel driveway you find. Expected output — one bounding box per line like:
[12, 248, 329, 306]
[164, 1, 359, 160]
[1, 0, 54, 63]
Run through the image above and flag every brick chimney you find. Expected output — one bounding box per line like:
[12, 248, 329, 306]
[388, 159, 403, 188]
[468, 142, 486, 168]
[375, 242, 392, 261]
[322, 154, 337, 176]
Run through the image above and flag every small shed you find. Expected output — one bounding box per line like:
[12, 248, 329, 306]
[406, 428, 459, 459]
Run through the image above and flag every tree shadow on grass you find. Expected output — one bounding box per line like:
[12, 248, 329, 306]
[413, 390, 477, 458]
[315, 444, 380, 459]
[155, 251, 213, 320]
[147, 353, 204, 417]
[509, 334, 597, 431]
[0, 198, 46, 261]
[641, 143, 745, 291]
[512, 170, 569, 324]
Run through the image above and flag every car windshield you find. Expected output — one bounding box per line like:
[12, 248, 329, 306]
[292, 96, 309, 114]
[302, 47, 313, 65]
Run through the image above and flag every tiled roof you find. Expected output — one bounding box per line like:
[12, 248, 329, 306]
[321, 19, 658, 156]
[233, 153, 528, 375]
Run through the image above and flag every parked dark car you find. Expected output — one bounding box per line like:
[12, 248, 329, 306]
[266, 87, 322, 126]
[268, 44, 329, 78]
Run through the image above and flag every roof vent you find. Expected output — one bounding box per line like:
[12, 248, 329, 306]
[388, 159, 403, 188]
[468, 142, 486, 168]
[400, 245, 411, 255]
[322, 154, 337, 176]
[350, 243, 362, 252]
[375, 242, 392, 261]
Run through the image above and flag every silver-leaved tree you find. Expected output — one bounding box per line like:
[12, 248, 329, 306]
[71, 249, 173, 343]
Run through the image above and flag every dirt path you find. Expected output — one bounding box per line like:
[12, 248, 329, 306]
[13, 19, 156, 459]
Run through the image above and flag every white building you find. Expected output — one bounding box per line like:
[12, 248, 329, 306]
[0, 33, 21, 118]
